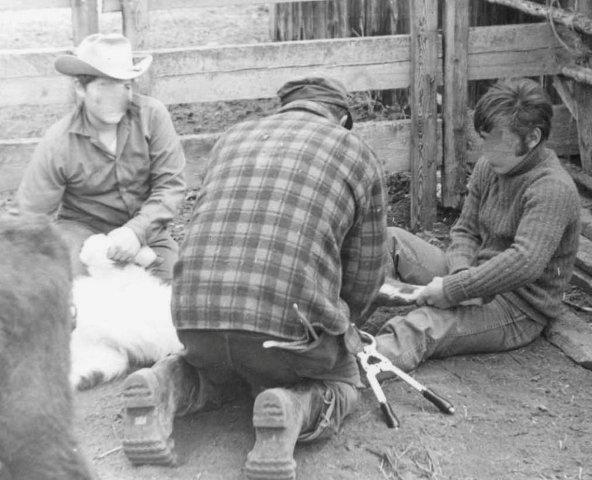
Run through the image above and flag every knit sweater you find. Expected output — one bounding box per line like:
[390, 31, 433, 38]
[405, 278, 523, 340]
[443, 145, 580, 325]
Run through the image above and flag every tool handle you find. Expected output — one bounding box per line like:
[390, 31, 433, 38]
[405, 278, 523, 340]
[422, 389, 455, 415]
[379, 401, 400, 428]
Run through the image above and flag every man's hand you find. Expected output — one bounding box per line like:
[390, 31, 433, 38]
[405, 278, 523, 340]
[107, 226, 141, 263]
[415, 277, 454, 309]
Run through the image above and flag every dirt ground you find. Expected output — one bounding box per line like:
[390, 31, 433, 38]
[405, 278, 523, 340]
[76, 338, 592, 480]
[2, 6, 592, 480]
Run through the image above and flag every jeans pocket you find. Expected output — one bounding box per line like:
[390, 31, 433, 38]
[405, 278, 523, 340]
[286, 333, 341, 377]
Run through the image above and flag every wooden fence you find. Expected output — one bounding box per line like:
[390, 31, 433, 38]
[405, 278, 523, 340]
[0, 0, 580, 229]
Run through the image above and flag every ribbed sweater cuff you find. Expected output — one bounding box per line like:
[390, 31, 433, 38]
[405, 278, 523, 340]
[443, 271, 472, 304]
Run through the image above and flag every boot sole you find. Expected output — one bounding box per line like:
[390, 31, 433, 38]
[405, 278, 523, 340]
[244, 389, 297, 480]
[122, 370, 177, 466]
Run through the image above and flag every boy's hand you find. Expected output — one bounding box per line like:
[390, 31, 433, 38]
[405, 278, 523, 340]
[107, 226, 141, 263]
[415, 277, 454, 309]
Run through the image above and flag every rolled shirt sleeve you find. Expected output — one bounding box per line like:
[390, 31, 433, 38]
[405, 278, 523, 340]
[15, 130, 67, 216]
[125, 100, 186, 243]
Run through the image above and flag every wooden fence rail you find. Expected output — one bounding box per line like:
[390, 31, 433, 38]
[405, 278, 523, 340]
[0, 105, 577, 193]
[0, 23, 568, 107]
[0, 1, 582, 228]
[0, 0, 327, 11]
[0, 21, 578, 195]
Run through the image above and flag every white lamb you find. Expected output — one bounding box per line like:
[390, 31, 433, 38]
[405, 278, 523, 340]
[70, 234, 183, 390]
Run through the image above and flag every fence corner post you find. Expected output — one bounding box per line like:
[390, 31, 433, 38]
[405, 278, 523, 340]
[120, 0, 151, 95]
[442, 0, 469, 209]
[409, 0, 438, 231]
[572, 0, 592, 174]
[71, 0, 99, 46]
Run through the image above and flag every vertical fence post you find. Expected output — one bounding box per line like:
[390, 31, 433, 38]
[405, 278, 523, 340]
[71, 0, 98, 45]
[409, 0, 438, 230]
[442, 0, 469, 208]
[121, 0, 149, 49]
[120, 0, 151, 95]
[573, 0, 592, 174]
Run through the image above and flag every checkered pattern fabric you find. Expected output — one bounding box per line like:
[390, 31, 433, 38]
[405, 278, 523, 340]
[172, 101, 389, 340]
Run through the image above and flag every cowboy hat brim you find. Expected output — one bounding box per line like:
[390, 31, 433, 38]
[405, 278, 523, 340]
[54, 54, 153, 80]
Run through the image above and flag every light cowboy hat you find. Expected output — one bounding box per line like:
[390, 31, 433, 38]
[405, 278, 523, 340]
[55, 33, 152, 80]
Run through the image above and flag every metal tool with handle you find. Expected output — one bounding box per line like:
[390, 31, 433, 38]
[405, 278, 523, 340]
[357, 330, 455, 428]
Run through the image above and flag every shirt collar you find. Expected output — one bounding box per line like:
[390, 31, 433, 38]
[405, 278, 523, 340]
[68, 94, 141, 137]
[277, 99, 337, 124]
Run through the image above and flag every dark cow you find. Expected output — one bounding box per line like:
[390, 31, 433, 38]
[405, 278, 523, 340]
[0, 213, 96, 480]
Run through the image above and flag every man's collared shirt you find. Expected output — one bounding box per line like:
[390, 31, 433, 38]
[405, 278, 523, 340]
[16, 94, 186, 243]
[173, 100, 389, 340]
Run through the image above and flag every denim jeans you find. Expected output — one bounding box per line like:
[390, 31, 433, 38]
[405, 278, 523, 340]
[178, 329, 360, 441]
[55, 218, 178, 281]
[375, 227, 545, 371]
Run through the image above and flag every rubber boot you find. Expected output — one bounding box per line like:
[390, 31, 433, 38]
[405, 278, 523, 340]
[122, 354, 202, 466]
[244, 386, 321, 480]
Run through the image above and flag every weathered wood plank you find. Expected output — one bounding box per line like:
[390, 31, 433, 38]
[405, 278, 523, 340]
[71, 0, 98, 46]
[576, 235, 592, 277]
[547, 105, 579, 157]
[409, 0, 438, 230]
[570, 267, 592, 295]
[580, 208, 592, 242]
[545, 307, 592, 370]
[121, 0, 149, 50]
[0, 103, 574, 194]
[0, 23, 563, 107]
[486, 0, 592, 37]
[467, 23, 565, 80]
[101, 0, 328, 12]
[562, 65, 592, 87]
[148, 35, 413, 104]
[0, 35, 410, 106]
[0, 119, 422, 193]
[0, 0, 70, 10]
[572, 1, 592, 174]
[562, 159, 592, 195]
[0, 0, 327, 10]
[442, 0, 468, 209]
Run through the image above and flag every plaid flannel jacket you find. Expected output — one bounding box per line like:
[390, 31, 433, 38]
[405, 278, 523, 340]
[172, 100, 389, 340]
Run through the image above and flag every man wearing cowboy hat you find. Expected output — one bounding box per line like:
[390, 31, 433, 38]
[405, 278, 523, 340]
[16, 33, 186, 281]
[120, 77, 390, 478]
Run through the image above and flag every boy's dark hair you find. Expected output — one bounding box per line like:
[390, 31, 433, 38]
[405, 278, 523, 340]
[473, 78, 553, 142]
[75, 75, 99, 88]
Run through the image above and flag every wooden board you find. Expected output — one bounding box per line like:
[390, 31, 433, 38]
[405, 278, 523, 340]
[0, 0, 70, 10]
[545, 307, 592, 370]
[0, 119, 426, 193]
[576, 235, 592, 276]
[571, 267, 592, 295]
[149, 35, 414, 105]
[0, 104, 574, 193]
[0, 0, 327, 10]
[467, 22, 567, 80]
[581, 208, 592, 242]
[442, 0, 469, 209]
[0, 23, 564, 107]
[102, 0, 328, 11]
[409, 0, 438, 230]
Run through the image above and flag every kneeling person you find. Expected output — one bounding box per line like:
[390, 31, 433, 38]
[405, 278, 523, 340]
[375, 78, 580, 371]
[121, 77, 390, 478]
[16, 33, 186, 281]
